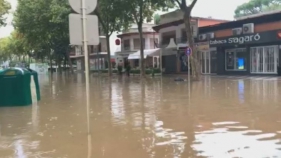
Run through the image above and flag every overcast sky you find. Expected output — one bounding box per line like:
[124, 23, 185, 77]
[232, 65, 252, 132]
[0, 0, 249, 52]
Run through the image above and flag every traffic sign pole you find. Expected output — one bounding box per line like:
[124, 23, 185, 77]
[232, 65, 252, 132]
[188, 53, 190, 81]
[69, 0, 98, 156]
[186, 46, 192, 84]
[80, 0, 90, 125]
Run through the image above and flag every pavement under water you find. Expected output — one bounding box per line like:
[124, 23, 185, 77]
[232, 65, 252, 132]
[1, 74, 281, 158]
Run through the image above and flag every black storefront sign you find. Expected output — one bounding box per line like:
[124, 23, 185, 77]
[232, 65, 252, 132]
[209, 30, 281, 47]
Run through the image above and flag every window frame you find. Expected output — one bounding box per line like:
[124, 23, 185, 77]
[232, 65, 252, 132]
[133, 38, 145, 50]
[225, 48, 247, 71]
[123, 39, 130, 50]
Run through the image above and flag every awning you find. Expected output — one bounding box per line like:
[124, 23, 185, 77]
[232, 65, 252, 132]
[128, 49, 160, 59]
[128, 53, 144, 60]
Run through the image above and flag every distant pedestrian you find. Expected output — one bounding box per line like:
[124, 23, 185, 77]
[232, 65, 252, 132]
[126, 63, 131, 76]
[117, 63, 123, 75]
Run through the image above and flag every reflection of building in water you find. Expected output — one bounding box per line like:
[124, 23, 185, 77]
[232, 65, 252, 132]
[250, 79, 278, 103]
[224, 79, 247, 104]
[203, 76, 211, 97]
[224, 78, 280, 104]
[110, 83, 126, 125]
[238, 79, 245, 104]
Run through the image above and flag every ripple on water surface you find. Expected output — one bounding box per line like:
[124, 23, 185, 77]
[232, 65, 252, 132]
[1, 75, 281, 157]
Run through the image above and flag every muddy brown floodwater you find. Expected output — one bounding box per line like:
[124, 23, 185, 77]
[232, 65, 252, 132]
[1, 74, 281, 158]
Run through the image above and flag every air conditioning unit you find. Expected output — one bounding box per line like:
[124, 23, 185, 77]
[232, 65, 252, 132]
[207, 32, 214, 39]
[232, 28, 242, 35]
[198, 34, 207, 41]
[243, 23, 254, 34]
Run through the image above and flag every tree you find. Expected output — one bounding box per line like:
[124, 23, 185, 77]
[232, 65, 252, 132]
[0, 30, 33, 63]
[172, 0, 200, 80]
[95, 0, 131, 76]
[13, 0, 71, 73]
[0, 37, 11, 60]
[0, 0, 10, 26]
[234, 0, 281, 18]
[123, 0, 174, 77]
[154, 13, 161, 25]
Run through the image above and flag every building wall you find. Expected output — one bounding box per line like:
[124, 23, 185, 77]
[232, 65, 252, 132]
[156, 18, 226, 73]
[115, 33, 159, 68]
[159, 23, 194, 42]
[198, 19, 227, 27]
[121, 34, 159, 52]
[100, 38, 107, 52]
[159, 19, 227, 46]
[215, 21, 281, 38]
[207, 20, 281, 76]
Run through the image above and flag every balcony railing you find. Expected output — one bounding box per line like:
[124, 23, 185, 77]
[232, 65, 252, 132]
[124, 46, 131, 51]
[159, 37, 188, 48]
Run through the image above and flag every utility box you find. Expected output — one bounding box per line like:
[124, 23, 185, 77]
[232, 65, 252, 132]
[0, 68, 40, 106]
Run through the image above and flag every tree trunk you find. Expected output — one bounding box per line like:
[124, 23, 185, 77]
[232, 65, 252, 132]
[106, 35, 112, 76]
[138, 23, 145, 77]
[49, 51, 53, 74]
[183, 10, 200, 81]
[57, 56, 62, 74]
[67, 51, 74, 74]
[64, 55, 67, 72]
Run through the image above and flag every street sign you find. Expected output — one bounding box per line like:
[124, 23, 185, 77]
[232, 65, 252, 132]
[186, 46, 192, 56]
[68, 0, 97, 14]
[69, 14, 100, 45]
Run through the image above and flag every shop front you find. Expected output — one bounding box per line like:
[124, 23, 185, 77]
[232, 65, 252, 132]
[209, 30, 281, 75]
[196, 42, 217, 74]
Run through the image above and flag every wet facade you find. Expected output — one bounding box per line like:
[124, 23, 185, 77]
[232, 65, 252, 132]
[153, 10, 228, 74]
[70, 37, 115, 71]
[199, 11, 281, 75]
[115, 23, 159, 69]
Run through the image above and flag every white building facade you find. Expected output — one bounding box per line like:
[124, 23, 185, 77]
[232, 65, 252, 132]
[153, 10, 228, 74]
[70, 36, 110, 71]
[115, 23, 159, 68]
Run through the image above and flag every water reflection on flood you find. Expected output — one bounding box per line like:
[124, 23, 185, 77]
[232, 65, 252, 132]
[1, 74, 281, 157]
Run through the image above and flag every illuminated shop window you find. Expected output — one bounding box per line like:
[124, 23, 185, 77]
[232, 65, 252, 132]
[225, 48, 247, 71]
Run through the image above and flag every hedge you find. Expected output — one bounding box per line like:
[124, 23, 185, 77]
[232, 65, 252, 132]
[91, 68, 161, 74]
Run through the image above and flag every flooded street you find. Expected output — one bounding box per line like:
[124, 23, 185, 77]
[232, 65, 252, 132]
[1, 74, 281, 158]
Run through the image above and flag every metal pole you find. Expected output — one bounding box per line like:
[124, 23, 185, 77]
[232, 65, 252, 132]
[160, 48, 162, 76]
[188, 55, 190, 82]
[81, 0, 92, 157]
[81, 0, 90, 133]
[188, 55, 191, 115]
[188, 55, 191, 96]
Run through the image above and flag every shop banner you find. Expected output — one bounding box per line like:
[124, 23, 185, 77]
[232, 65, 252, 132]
[196, 41, 210, 51]
[209, 30, 281, 47]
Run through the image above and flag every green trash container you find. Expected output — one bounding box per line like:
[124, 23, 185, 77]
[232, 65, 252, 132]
[0, 68, 40, 106]
[27, 68, 41, 101]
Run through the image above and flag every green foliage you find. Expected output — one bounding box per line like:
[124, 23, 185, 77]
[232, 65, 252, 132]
[0, 37, 10, 60]
[92, 69, 118, 74]
[13, 0, 71, 62]
[154, 14, 160, 25]
[0, 31, 30, 61]
[234, 0, 281, 18]
[96, 0, 131, 36]
[123, 0, 174, 24]
[119, 0, 174, 76]
[95, 0, 133, 75]
[0, 0, 10, 26]
[91, 68, 161, 74]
